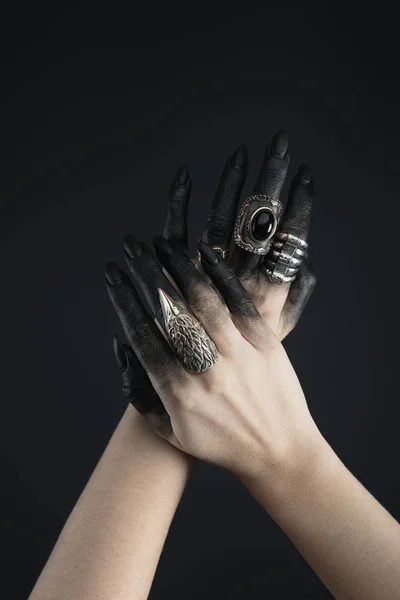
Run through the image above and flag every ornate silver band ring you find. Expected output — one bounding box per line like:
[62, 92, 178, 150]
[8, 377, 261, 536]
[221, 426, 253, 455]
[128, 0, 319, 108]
[264, 232, 308, 284]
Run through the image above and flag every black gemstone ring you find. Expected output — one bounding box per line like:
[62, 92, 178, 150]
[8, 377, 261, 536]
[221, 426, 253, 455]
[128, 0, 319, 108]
[234, 194, 283, 255]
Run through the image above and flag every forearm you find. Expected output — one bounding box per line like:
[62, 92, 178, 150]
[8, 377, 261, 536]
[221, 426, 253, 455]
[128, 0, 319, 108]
[28, 403, 194, 600]
[244, 431, 400, 600]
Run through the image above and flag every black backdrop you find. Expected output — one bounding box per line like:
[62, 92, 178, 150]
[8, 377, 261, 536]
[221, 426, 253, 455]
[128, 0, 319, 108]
[1, 1, 400, 598]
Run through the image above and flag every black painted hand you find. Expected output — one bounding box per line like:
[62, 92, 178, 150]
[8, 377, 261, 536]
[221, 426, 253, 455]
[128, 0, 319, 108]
[107, 131, 316, 418]
[162, 131, 316, 340]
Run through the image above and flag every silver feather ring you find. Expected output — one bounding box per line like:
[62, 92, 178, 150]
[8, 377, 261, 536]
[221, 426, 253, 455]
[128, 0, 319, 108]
[158, 288, 218, 373]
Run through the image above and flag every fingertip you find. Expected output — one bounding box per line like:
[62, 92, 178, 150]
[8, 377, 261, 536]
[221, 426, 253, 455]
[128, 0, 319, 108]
[297, 164, 312, 184]
[105, 261, 123, 286]
[198, 241, 220, 266]
[124, 234, 145, 259]
[270, 130, 289, 159]
[175, 165, 190, 186]
[231, 144, 248, 168]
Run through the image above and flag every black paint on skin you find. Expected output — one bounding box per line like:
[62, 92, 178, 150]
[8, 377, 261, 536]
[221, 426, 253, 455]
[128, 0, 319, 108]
[105, 258, 181, 383]
[202, 144, 249, 249]
[153, 235, 261, 322]
[278, 164, 314, 241]
[197, 242, 262, 321]
[123, 233, 187, 327]
[113, 337, 167, 416]
[163, 165, 192, 251]
[230, 129, 291, 279]
[282, 260, 317, 329]
[108, 135, 317, 419]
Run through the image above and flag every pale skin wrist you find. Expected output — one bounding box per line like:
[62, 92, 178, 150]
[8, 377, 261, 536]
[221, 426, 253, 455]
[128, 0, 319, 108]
[28, 403, 194, 600]
[119, 402, 195, 472]
[237, 415, 327, 511]
[240, 427, 400, 600]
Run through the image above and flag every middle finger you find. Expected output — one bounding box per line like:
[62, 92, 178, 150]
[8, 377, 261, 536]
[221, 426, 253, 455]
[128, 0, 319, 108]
[230, 130, 290, 280]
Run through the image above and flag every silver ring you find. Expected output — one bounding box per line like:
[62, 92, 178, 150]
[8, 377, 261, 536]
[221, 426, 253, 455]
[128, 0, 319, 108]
[275, 232, 308, 248]
[264, 266, 297, 284]
[234, 194, 284, 255]
[265, 260, 298, 276]
[265, 231, 308, 285]
[269, 249, 302, 267]
[272, 241, 306, 257]
[158, 288, 218, 373]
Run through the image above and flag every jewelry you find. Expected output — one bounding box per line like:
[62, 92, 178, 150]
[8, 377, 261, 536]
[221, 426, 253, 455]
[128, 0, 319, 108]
[264, 232, 308, 284]
[158, 288, 218, 373]
[196, 238, 228, 263]
[234, 194, 284, 255]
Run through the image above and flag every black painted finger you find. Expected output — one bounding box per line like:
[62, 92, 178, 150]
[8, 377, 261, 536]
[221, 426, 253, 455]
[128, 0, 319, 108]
[123, 234, 187, 328]
[277, 165, 314, 241]
[230, 130, 290, 280]
[202, 144, 248, 250]
[153, 234, 237, 349]
[198, 241, 275, 349]
[162, 165, 191, 251]
[105, 260, 182, 384]
[281, 259, 317, 335]
[253, 129, 290, 197]
[113, 335, 167, 416]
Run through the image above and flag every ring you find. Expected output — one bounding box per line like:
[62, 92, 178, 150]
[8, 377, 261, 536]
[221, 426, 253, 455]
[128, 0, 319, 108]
[264, 232, 308, 284]
[158, 288, 218, 373]
[196, 238, 228, 263]
[234, 194, 284, 255]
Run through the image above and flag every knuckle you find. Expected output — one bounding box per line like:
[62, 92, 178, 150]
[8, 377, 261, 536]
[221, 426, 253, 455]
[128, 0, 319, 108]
[127, 318, 153, 345]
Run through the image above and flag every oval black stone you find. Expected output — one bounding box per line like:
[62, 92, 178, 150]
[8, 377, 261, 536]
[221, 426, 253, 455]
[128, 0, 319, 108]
[251, 210, 274, 241]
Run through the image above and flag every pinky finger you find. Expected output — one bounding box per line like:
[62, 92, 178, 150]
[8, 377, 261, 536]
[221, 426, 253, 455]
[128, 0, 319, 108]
[281, 259, 317, 337]
[112, 335, 176, 440]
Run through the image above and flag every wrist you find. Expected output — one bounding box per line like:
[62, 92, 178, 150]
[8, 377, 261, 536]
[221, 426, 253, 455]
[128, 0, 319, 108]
[117, 404, 196, 472]
[239, 420, 330, 513]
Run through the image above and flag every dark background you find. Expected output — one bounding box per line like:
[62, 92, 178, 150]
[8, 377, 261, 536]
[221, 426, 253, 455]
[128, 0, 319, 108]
[1, 1, 399, 598]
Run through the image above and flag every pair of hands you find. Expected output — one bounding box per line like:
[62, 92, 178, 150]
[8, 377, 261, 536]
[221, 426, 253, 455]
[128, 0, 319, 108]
[105, 130, 318, 481]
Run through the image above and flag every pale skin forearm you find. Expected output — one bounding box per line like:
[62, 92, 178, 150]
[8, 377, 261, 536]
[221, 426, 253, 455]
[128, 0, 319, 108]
[244, 431, 400, 600]
[28, 403, 193, 600]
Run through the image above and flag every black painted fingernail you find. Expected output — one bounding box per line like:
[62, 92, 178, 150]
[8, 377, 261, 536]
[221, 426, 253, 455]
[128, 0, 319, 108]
[270, 130, 289, 159]
[124, 234, 144, 259]
[231, 144, 248, 167]
[105, 261, 123, 286]
[175, 165, 189, 185]
[153, 235, 174, 256]
[198, 241, 220, 266]
[113, 335, 128, 369]
[298, 164, 312, 183]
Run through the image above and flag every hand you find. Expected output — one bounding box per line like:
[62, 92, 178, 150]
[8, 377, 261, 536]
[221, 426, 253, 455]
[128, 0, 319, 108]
[106, 236, 320, 481]
[163, 130, 316, 340]
[110, 132, 316, 417]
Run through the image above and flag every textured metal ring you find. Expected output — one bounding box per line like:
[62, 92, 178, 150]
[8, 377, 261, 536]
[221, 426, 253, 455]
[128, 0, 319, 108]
[234, 194, 284, 255]
[265, 231, 308, 285]
[265, 260, 298, 276]
[158, 288, 218, 373]
[274, 232, 308, 248]
[269, 249, 302, 267]
[272, 241, 306, 257]
[264, 264, 298, 284]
